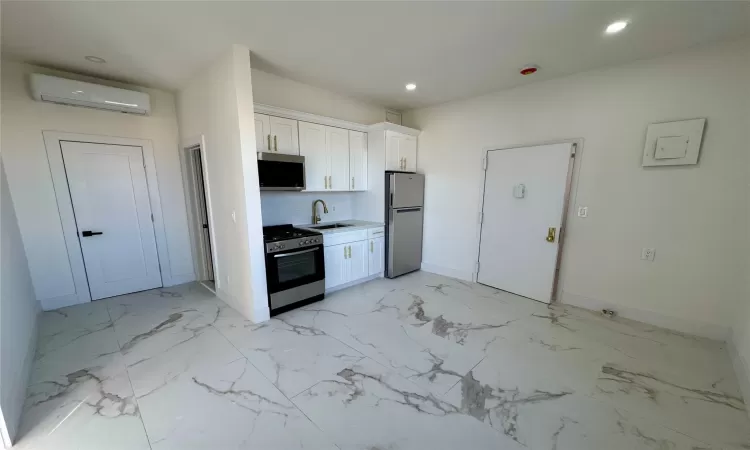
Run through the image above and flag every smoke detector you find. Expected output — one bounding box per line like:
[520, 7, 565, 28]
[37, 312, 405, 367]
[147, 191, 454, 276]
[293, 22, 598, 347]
[520, 65, 539, 76]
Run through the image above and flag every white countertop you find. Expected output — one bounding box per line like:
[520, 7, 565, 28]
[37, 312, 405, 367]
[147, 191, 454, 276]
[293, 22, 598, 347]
[296, 219, 384, 235]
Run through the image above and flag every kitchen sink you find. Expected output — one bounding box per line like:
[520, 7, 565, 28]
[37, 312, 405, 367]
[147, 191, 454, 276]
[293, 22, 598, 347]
[309, 223, 354, 230]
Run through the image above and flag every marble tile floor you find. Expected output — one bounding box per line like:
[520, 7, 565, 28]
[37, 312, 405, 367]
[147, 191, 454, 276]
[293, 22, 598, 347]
[14, 271, 750, 450]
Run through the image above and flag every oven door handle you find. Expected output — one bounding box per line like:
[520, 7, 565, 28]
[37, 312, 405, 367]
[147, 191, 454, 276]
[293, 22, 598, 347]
[273, 247, 319, 258]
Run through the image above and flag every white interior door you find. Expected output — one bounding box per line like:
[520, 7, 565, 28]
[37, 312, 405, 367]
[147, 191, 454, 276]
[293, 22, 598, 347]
[477, 143, 573, 303]
[61, 141, 162, 300]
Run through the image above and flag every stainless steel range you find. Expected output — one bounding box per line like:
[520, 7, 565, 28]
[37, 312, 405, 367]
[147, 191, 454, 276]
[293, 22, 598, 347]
[263, 224, 325, 315]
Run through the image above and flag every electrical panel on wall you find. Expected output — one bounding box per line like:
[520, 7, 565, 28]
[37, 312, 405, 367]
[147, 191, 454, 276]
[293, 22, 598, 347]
[642, 118, 706, 167]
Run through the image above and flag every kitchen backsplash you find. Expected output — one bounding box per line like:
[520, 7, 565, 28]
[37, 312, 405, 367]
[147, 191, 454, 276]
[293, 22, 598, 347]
[260, 191, 359, 226]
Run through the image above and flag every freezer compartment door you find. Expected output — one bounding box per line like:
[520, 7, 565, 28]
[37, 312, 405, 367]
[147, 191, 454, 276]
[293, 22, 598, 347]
[389, 172, 425, 209]
[387, 207, 424, 278]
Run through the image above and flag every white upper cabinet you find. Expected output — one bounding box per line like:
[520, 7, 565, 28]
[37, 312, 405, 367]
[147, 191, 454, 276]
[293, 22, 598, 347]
[299, 121, 358, 192]
[349, 130, 367, 191]
[299, 121, 327, 191]
[326, 127, 350, 191]
[385, 130, 417, 172]
[269, 116, 300, 155]
[254, 113, 271, 152]
[401, 136, 417, 172]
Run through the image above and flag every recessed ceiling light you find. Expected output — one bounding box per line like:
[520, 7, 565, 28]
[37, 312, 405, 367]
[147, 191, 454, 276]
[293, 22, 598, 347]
[85, 56, 106, 63]
[405, 83, 416, 91]
[605, 21, 628, 34]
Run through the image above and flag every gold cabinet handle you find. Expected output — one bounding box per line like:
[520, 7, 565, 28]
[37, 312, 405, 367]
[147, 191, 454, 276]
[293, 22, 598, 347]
[351, 177, 354, 189]
[274, 135, 278, 151]
[343, 246, 347, 258]
[267, 135, 271, 151]
[329, 176, 332, 189]
[404, 156, 407, 169]
[546, 227, 556, 243]
[324, 176, 327, 189]
[370, 240, 374, 253]
[348, 246, 352, 258]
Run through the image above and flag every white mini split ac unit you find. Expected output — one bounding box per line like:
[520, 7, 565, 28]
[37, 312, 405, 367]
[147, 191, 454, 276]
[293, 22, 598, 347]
[29, 73, 151, 115]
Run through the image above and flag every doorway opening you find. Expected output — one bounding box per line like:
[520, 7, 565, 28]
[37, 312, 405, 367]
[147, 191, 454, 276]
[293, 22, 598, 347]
[184, 144, 216, 292]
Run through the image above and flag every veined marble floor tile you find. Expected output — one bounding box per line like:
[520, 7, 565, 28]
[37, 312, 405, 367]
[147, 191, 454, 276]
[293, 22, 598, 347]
[15, 352, 149, 450]
[215, 314, 365, 398]
[278, 307, 486, 397]
[125, 325, 243, 398]
[591, 355, 749, 448]
[16, 275, 750, 450]
[292, 357, 524, 450]
[138, 357, 337, 450]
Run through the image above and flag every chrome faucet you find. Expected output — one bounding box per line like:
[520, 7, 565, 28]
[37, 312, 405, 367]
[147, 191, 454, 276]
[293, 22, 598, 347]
[312, 199, 328, 224]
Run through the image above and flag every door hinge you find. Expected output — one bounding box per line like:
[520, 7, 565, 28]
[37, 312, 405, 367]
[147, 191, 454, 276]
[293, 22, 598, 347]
[478, 212, 483, 224]
[482, 156, 488, 171]
[571, 143, 577, 157]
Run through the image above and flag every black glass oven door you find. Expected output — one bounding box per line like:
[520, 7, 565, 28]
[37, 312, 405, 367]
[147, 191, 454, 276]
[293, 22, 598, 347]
[266, 245, 324, 292]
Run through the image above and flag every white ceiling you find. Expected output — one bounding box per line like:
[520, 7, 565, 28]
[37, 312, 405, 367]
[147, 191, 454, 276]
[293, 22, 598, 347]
[2, 1, 748, 110]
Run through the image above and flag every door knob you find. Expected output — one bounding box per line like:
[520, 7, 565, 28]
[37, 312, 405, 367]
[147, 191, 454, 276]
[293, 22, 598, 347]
[546, 227, 556, 243]
[81, 230, 103, 237]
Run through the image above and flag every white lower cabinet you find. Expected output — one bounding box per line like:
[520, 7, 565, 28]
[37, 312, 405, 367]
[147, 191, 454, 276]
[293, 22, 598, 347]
[349, 240, 369, 282]
[324, 243, 348, 290]
[368, 237, 385, 276]
[323, 228, 383, 291]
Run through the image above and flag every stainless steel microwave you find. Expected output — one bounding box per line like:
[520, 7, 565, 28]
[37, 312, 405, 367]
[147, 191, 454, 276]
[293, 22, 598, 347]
[257, 153, 306, 191]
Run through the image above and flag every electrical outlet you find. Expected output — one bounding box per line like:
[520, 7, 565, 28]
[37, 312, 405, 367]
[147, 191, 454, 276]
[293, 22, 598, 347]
[641, 248, 656, 261]
[577, 206, 588, 218]
[231, 211, 236, 223]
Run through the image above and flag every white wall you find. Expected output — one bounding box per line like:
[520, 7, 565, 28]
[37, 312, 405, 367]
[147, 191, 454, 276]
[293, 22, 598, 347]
[0, 161, 40, 446]
[403, 39, 750, 339]
[251, 68, 385, 124]
[0, 60, 195, 310]
[260, 191, 359, 226]
[177, 45, 269, 322]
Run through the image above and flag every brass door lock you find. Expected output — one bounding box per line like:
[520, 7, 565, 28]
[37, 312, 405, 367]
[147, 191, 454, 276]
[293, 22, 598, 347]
[546, 227, 556, 243]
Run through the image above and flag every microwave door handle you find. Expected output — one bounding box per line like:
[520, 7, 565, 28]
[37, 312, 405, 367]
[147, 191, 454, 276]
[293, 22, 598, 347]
[273, 247, 319, 258]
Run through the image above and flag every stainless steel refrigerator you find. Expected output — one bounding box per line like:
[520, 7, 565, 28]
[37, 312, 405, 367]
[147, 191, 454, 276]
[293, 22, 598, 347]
[384, 171, 425, 278]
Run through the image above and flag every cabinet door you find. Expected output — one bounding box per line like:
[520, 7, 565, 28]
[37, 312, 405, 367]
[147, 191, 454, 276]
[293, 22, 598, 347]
[324, 243, 348, 290]
[401, 136, 417, 172]
[348, 241, 369, 282]
[368, 237, 385, 276]
[299, 121, 328, 191]
[349, 130, 367, 191]
[326, 126, 350, 191]
[254, 113, 271, 152]
[269, 116, 300, 155]
[385, 131, 402, 171]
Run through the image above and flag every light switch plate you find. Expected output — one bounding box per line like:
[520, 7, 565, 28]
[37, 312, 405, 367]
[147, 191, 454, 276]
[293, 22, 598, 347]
[642, 118, 705, 167]
[577, 206, 588, 218]
[641, 248, 656, 261]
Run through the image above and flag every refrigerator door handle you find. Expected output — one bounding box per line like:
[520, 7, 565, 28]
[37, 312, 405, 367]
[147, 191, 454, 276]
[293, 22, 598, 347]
[390, 193, 393, 207]
[395, 207, 422, 213]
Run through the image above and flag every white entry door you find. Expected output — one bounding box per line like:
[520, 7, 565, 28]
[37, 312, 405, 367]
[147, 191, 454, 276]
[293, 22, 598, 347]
[477, 143, 573, 303]
[61, 141, 162, 300]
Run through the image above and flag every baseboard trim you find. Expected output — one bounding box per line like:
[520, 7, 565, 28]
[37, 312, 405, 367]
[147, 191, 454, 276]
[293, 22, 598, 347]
[728, 336, 750, 419]
[560, 290, 730, 341]
[420, 262, 473, 283]
[164, 272, 196, 287]
[40, 293, 87, 311]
